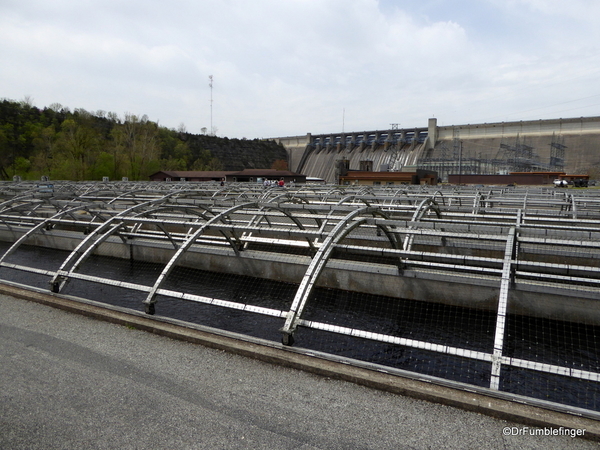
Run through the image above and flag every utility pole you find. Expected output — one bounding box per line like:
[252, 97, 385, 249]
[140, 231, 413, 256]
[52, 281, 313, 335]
[209, 75, 213, 136]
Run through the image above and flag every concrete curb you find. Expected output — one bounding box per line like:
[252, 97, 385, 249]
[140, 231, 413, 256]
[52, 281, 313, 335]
[1, 282, 598, 441]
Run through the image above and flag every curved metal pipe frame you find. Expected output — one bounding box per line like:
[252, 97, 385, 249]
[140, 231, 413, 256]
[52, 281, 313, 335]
[48, 195, 180, 293]
[142, 202, 260, 313]
[280, 206, 400, 345]
[402, 197, 442, 252]
[0, 203, 105, 270]
[2, 182, 600, 409]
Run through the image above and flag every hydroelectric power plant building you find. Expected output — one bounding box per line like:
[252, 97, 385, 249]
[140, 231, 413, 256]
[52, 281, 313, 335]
[272, 116, 600, 184]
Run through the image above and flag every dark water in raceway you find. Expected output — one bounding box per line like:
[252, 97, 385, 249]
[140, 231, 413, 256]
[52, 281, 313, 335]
[1, 242, 599, 412]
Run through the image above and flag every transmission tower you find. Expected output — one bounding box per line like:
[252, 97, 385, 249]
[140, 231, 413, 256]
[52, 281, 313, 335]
[496, 134, 542, 172]
[549, 132, 566, 171]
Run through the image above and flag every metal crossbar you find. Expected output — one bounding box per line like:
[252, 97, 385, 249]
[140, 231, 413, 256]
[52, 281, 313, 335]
[1, 182, 600, 415]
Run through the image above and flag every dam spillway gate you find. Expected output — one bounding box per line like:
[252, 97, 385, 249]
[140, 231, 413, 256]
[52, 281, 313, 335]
[1, 181, 600, 418]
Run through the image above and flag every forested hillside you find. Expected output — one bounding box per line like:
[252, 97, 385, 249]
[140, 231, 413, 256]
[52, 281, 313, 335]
[0, 99, 287, 181]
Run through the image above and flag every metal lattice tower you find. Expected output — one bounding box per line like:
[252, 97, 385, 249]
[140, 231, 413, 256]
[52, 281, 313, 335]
[549, 132, 566, 171]
[496, 134, 543, 172]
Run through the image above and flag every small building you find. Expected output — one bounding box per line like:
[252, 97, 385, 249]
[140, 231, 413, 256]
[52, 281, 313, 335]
[149, 169, 306, 184]
[149, 171, 231, 182]
[339, 169, 438, 186]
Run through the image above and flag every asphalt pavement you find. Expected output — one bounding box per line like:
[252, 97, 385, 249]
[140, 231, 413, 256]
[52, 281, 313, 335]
[1, 293, 597, 449]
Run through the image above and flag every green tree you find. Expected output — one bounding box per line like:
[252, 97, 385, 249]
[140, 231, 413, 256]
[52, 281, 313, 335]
[90, 151, 117, 180]
[111, 114, 160, 180]
[53, 118, 100, 180]
[1, 98, 288, 181]
[0, 124, 14, 179]
[191, 148, 223, 171]
[31, 125, 58, 177]
[164, 141, 192, 170]
[13, 156, 31, 177]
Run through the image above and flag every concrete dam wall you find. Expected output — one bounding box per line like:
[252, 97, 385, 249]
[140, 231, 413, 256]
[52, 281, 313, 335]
[273, 116, 600, 183]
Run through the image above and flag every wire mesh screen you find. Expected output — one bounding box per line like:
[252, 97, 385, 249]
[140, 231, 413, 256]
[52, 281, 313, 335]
[298, 288, 495, 387]
[0, 242, 70, 290]
[498, 217, 600, 411]
[501, 315, 600, 411]
[59, 253, 162, 310]
[1, 182, 600, 416]
[155, 267, 296, 341]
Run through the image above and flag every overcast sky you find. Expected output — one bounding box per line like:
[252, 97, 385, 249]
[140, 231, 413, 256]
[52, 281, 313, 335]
[2, 0, 600, 138]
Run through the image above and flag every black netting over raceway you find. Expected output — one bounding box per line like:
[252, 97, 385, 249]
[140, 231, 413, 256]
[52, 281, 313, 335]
[1, 180, 600, 416]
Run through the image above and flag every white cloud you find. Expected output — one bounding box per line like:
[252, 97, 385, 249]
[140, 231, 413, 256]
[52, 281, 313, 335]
[493, 0, 600, 17]
[1, 0, 599, 137]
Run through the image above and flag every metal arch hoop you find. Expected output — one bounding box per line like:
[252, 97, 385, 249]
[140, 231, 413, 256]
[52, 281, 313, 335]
[402, 197, 442, 252]
[142, 200, 327, 313]
[127, 202, 217, 249]
[0, 202, 104, 269]
[0, 196, 57, 239]
[472, 191, 485, 215]
[334, 195, 373, 207]
[431, 190, 445, 206]
[321, 187, 345, 203]
[280, 206, 398, 345]
[106, 188, 154, 205]
[48, 194, 180, 293]
[141, 202, 260, 313]
[490, 209, 522, 390]
[253, 200, 320, 252]
[309, 195, 375, 240]
[0, 193, 39, 213]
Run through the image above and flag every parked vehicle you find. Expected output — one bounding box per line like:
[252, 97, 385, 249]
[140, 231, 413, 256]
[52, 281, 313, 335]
[553, 179, 568, 187]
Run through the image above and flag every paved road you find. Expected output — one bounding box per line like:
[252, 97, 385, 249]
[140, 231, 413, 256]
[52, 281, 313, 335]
[0, 294, 596, 449]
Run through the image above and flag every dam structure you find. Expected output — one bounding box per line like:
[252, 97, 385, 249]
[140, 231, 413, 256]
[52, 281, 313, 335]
[1, 180, 600, 422]
[273, 116, 600, 183]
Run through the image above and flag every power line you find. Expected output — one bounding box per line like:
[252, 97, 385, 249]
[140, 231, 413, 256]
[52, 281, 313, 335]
[482, 93, 600, 122]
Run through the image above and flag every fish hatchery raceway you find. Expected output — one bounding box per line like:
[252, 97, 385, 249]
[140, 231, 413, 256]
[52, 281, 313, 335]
[1, 180, 600, 443]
